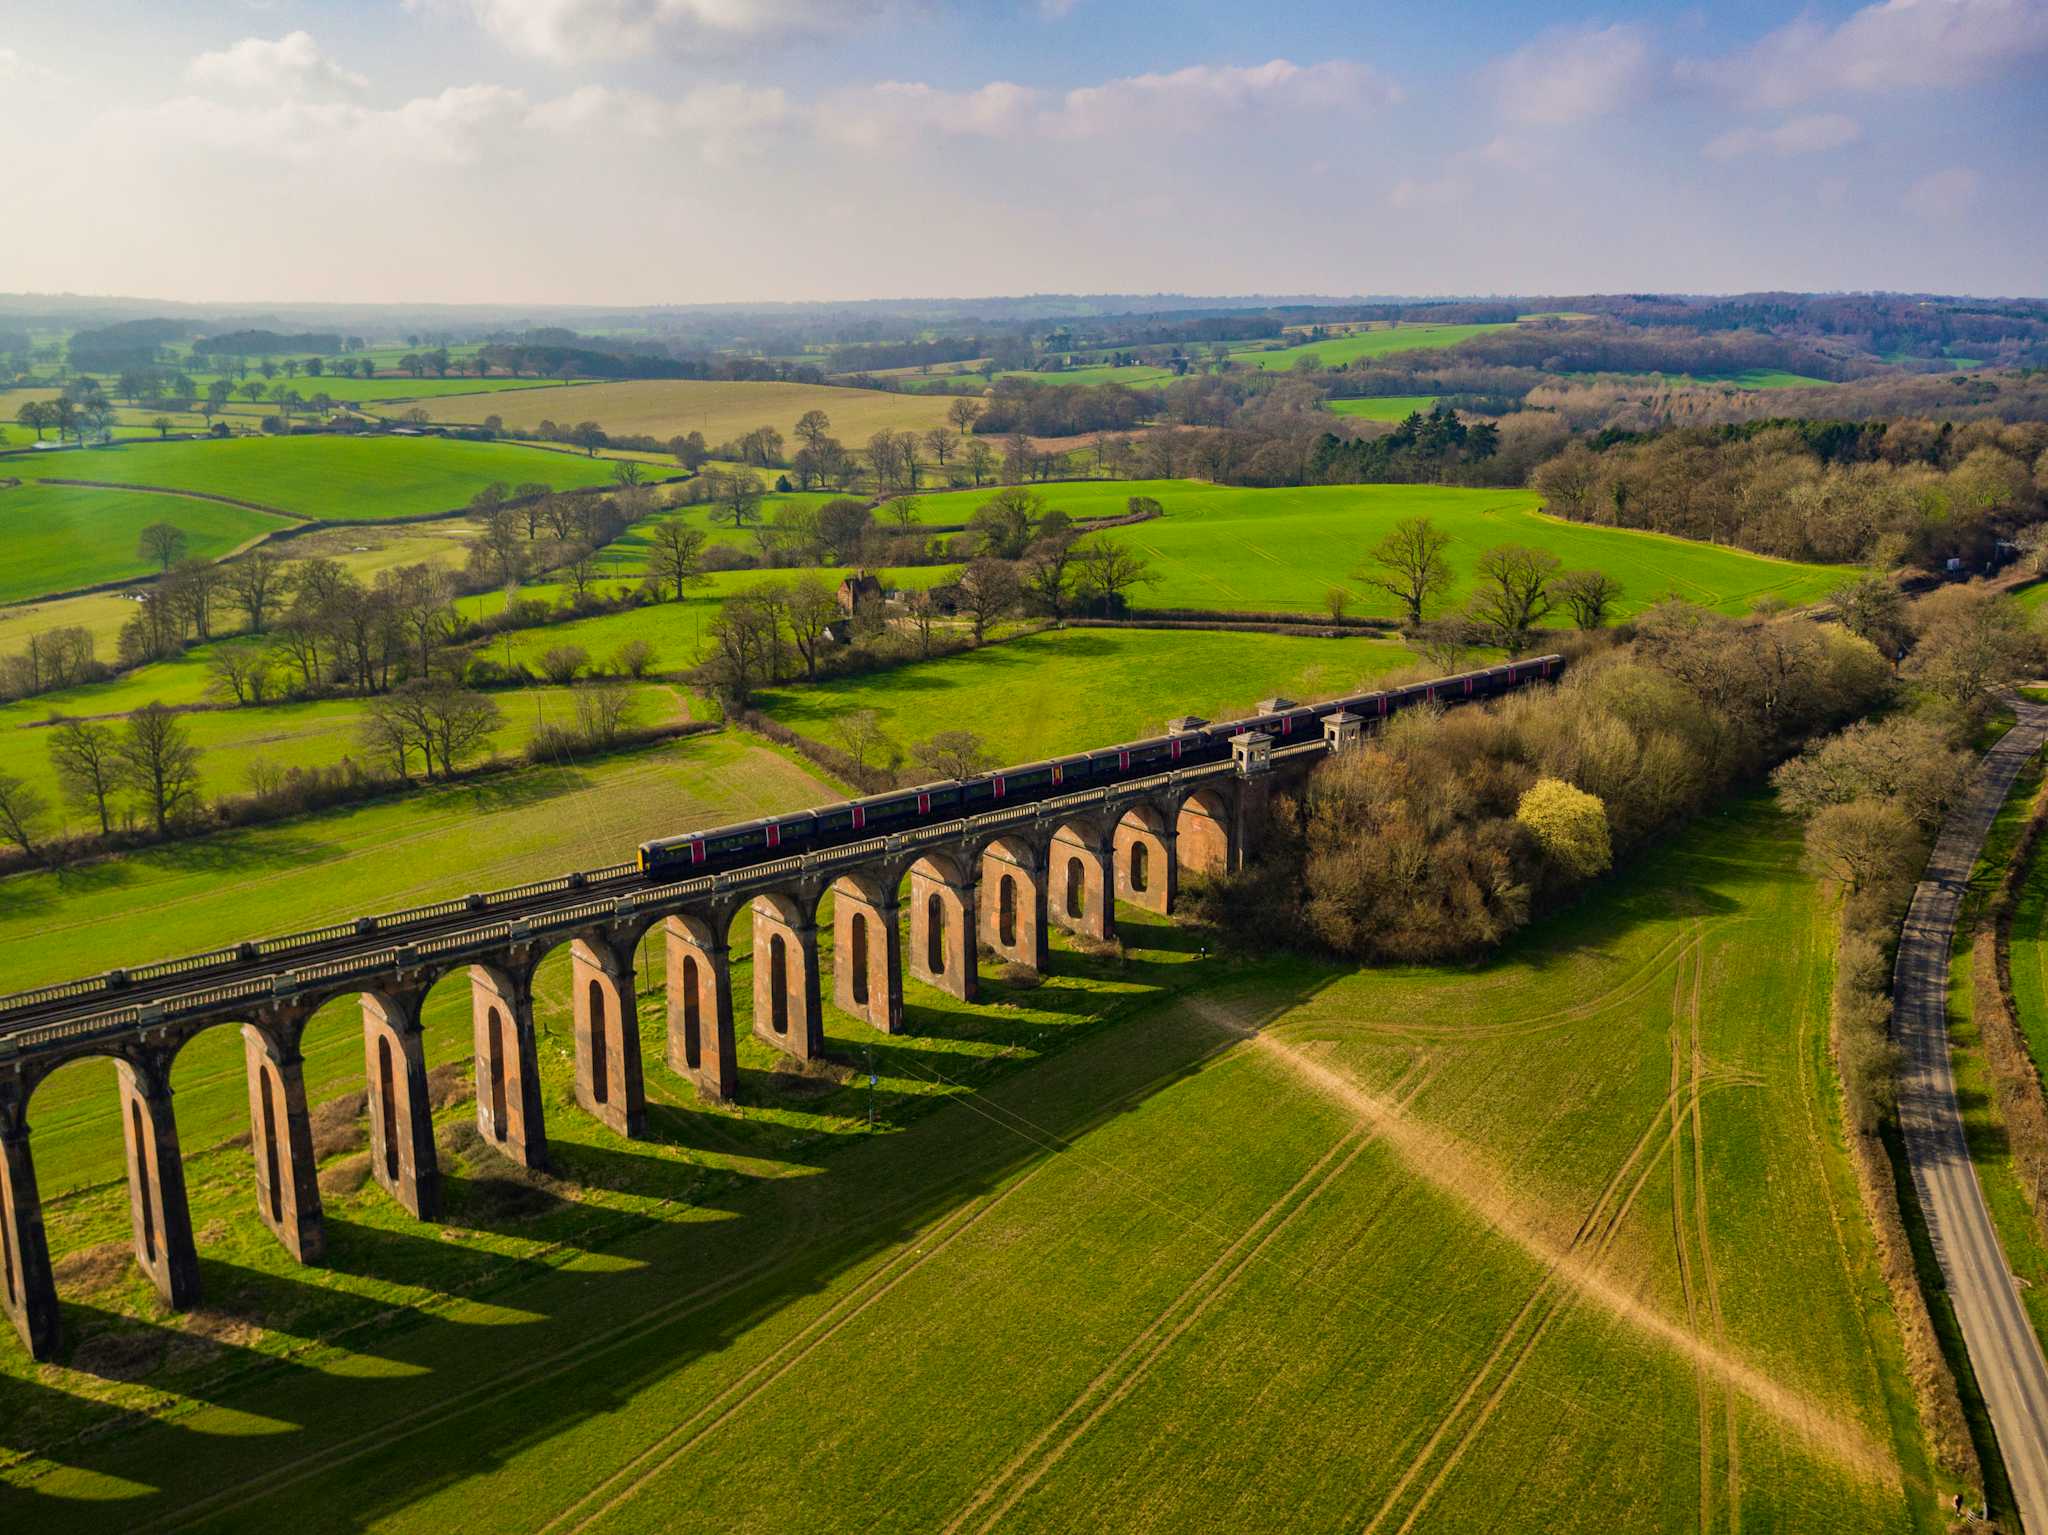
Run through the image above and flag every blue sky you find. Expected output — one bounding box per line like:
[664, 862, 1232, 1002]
[1, 1, 2041, 306]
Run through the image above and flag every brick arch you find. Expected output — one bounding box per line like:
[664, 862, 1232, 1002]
[1115, 801, 1176, 914]
[1046, 817, 1115, 943]
[1173, 782, 1236, 878]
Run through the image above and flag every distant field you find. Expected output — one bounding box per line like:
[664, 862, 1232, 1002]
[186, 374, 571, 405]
[0, 482, 289, 604]
[994, 362, 1179, 388]
[1234, 322, 1510, 371]
[913, 479, 1843, 618]
[3, 435, 622, 521]
[1698, 370, 1835, 390]
[416, 379, 958, 448]
[1327, 394, 1438, 421]
[757, 626, 1417, 764]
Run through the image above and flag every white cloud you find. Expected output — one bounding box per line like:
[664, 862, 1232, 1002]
[411, 0, 878, 62]
[530, 82, 790, 160]
[187, 31, 367, 98]
[1388, 175, 1465, 209]
[1904, 164, 1982, 217]
[1491, 23, 1652, 125]
[824, 59, 1394, 148]
[129, 83, 527, 165]
[1703, 113, 1862, 159]
[1692, 0, 2048, 108]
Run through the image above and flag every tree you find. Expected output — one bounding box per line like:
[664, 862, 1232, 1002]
[670, 431, 709, 472]
[922, 426, 954, 468]
[378, 679, 502, 779]
[969, 487, 1039, 559]
[948, 397, 981, 436]
[1024, 533, 1079, 617]
[48, 718, 120, 834]
[904, 589, 940, 658]
[471, 507, 528, 588]
[703, 586, 784, 705]
[794, 409, 832, 451]
[151, 415, 173, 439]
[611, 459, 645, 488]
[1466, 544, 1560, 653]
[1324, 587, 1351, 623]
[1905, 585, 2037, 713]
[1359, 517, 1453, 627]
[206, 644, 275, 705]
[1409, 616, 1479, 673]
[1076, 538, 1157, 615]
[468, 480, 511, 518]
[384, 563, 457, 677]
[1831, 573, 1911, 660]
[1772, 717, 1973, 831]
[539, 645, 589, 685]
[888, 494, 923, 531]
[955, 559, 1021, 644]
[1516, 779, 1611, 879]
[1804, 800, 1922, 892]
[225, 550, 287, 632]
[645, 519, 709, 600]
[16, 400, 51, 439]
[1554, 569, 1623, 630]
[816, 498, 873, 563]
[962, 439, 996, 487]
[912, 730, 994, 781]
[139, 521, 188, 572]
[0, 772, 49, 861]
[613, 638, 658, 678]
[116, 702, 203, 836]
[572, 679, 640, 750]
[710, 468, 764, 533]
[783, 575, 840, 680]
[513, 481, 553, 537]
[570, 421, 607, 455]
[834, 709, 894, 778]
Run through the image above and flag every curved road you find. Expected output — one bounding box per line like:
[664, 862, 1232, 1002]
[1894, 697, 2048, 1531]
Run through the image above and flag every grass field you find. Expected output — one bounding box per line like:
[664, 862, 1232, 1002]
[2, 435, 624, 522]
[415, 379, 959, 449]
[0, 787, 1941, 1531]
[0, 483, 290, 604]
[184, 374, 573, 405]
[757, 626, 1417, 764]
[1328, 394, 1439, 421]
[1232, 322, 1511, 370]
[913, 479, 1843, 618]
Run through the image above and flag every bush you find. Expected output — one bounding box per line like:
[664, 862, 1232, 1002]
[538, 645, 588, 685]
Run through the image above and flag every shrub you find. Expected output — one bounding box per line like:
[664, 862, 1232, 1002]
[538, 645, 588, 685]
[1516, 778, 1611, 879]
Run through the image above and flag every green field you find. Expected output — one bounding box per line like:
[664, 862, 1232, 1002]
[189, 374, 573, 406]
[2, 435, 624, 522]
[757, 625, 1416, 764]
[0, 784, 1940, 1530]
[912, 479, 1843, 618]
[1233, 322, 1510, 370]
[0, 483, 290, 604]
[1327, 394, 1439, 421]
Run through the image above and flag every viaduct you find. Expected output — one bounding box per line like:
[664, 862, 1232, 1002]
[0, 715, 1364, 1360]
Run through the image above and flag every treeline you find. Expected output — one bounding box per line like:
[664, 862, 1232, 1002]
[193, 329, 344, 358]
[1531, 419, 2048, 565]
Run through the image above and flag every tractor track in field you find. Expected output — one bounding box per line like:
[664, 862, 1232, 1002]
[944, 1059, 1433, 1535]
[138, 1033, 1249, 1533]
[542, 1142, 1070, 1535]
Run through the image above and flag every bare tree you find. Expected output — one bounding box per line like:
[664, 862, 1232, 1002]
[539, 645, 589, 685]
[794, 409, 833, 452]
[833, 709, 894, 778]
[0, 772, 49, 860]
[1076, 538, 1157, 614]
[783, 575, 841, 680]
[206, 644, 275, 705]
[904, 588, 940, 658]
[225, 550, 287, 632]
[1554, 568, 1624, 630]
[922, 426, 954, 468]
[573, 679, 640, 750]
[948, 397, 981, 436]
[116, 702, 203, 836]
[1466, 544, 1560, 653]
[613, 638, 658, 678]
[912, 730, 994, 781]
[139, 521, 188, 572]
[955, 559, 1021, 644]
[382, 680, 503, 778]
[645, 519, 709, 601]
[48, 718, 120, 834]
[1359, 517, 1452, 626]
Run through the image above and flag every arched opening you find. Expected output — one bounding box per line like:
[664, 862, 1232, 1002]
[376, 1035, 398, 1182]
[130, 1099, 156, 1264]
[1130, 839, 1150, 892]
[1066, 856, 1084, 919]
[588, 980, 610, 1105]
[851, 913, 871, 1005]
[260, 1065, 282, 1225]
[999, 874, 1017, 948]
[926, 893, 945, 975]
[769, 935, 789, 1035]
[487, 1007, 509, 1133]
[681, 954, 702, 1068]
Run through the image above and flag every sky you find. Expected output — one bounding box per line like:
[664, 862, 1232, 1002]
[0, 0, 2043, 307]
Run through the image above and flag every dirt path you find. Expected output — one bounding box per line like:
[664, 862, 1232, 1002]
[1892, 697, 2048, 1531]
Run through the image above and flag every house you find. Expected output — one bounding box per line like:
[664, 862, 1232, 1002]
[837, 572, 883, 617]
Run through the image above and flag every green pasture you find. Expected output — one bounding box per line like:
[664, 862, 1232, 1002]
[2, 435, 623, 522]
[0, 483, 289, 604]
[1232, 321, 1510, 370]
[913, 479, 1843, 618]
[181, 374, 573, 406]
[757, 626, 1419, 764]
[0, 791, 1940, 1531]
[995, 361, 1180, 388]
[1327, 394, 1439, 421]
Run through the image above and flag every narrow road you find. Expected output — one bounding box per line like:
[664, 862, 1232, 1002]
[1894, 697, 2048, 1531]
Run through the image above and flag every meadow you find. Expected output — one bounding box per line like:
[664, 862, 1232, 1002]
[0, 483, 290, 604]
[1, 434, 624, 522]
[1232, 321, 1511, 370]
[419, 379, 958, 448]
[188, 374, 573, 405]
[755, 626, 1417, 764]
[1328, 394, 1439, 422]
[0, 793, 1943, 1532]
[916, 479, 1844, 618]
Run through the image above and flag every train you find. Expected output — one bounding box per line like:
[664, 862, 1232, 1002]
[638, 654, 1566, 879]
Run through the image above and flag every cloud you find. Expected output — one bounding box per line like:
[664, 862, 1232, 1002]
[187, 31, 367, 98]
[411, 0, 878, 62]
[130, 83, 527, 165]
[1691, 0, 2048, 108]
[1491, 23, 1652, 125]
[1388, 175, 1465, 209]
[823, 58, 1395, 148]
[1703, 113, 1862, 159]
[529, 82, 791, 160]
[1904, 164, 1982, 217]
